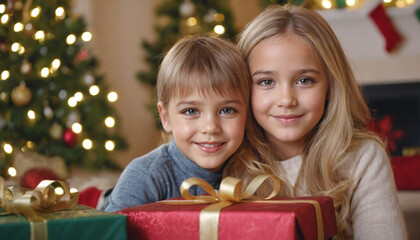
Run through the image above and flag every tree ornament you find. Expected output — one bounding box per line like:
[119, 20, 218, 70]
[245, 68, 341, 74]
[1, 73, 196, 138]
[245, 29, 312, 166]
[179, 0, 196, 17]
[49, 122, 63, 140]
[368, 3, 402, 53]
[0, 42, 7, 53]
[83, 73, 95, 85]
[74, 49, 89, 64]
[11, 82, 32, 106]
[67, 111, 80, 126]
[63, 128, 78, 147]
[20, 61, 32, 74]
[204, 9, 217, 23]
[43, 103, 54, 119]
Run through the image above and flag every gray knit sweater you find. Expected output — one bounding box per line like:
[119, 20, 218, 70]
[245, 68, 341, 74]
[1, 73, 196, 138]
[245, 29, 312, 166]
[103, 139, 223, 212]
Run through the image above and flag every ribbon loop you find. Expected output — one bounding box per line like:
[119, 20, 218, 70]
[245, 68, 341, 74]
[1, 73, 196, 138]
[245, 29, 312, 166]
[219, 177, 242, 202]
[0, 177, 79, 219]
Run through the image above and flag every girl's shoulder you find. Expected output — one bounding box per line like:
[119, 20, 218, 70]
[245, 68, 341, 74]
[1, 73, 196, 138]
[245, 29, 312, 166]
[347, 138, 390, 175]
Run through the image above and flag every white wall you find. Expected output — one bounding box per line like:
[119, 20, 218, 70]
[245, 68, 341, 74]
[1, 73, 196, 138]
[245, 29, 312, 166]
[319, 0, 420, 85]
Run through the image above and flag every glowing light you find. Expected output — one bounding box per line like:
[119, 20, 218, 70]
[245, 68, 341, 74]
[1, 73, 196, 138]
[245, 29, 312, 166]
[70, 188, 78, 193]
[322, 0, 332, 9]
[27, 110, 36, 120]
[105, 117, 115, 128]
[89, 85, 100, 96]
[18, 46, 25, 55]
[214, 25, 225, 35]
[346, 0, 356, 7]
[51, 59, 61, 70]
[214, 13, 225, 22]
[383, 0, 392, 3]
[55, 7, 65, 20]
[395, 0, 406, 7]
[11, 43, 20, 52]
[66, 34, 76, 45]
[3, 143, 13, 154]
[82, 139, 93, 149]
[0, 4, 5, 14]
[40, 67, 49, 78]
[107, 91, 118, 102]
[81, 32, 92, 42]
[186, 17, 197, 27]
[1, 14, 9, 24]
[72, 123, 82, 133]
[27, 141, 34, 149]
[31, 7, 41, 17]
[105, 140, 115, 151]
[8, 167, 17, 177]
[1, 70, 10, 80]
[14, 22, 24, 32]
[68, 97, 77, 107]
[34, 30, 45, 40]
[74, 92, 83, 101]
[55, 187, 64, 195]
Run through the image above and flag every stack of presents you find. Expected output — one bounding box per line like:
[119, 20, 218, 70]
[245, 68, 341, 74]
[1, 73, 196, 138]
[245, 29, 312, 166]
[0, 175, 337, 240]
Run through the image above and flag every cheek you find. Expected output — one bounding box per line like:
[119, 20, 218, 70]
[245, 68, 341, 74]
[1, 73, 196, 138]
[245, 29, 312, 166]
[251, 90, 269, 115]
[305, 94, 327, 118]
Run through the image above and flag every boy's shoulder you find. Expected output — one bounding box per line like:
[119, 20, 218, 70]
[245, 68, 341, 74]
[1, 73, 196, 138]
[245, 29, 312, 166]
[129, 143, 173, 169]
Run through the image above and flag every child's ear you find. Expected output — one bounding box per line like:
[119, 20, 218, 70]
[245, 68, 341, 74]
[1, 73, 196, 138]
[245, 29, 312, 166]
[157, 101, 172, 133]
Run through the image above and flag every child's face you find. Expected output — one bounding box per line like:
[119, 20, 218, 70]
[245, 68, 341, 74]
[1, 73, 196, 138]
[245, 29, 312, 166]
[158, 89, 247, 172]
[248, 33, 328, 159]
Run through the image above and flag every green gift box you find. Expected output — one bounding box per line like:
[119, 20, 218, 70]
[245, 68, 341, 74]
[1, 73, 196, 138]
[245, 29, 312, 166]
[0, 205, 126, 240]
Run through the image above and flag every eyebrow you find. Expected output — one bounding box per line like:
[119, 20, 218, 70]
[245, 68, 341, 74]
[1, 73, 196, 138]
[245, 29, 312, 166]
[251, 68, 321, 77]
[176, 99, 243, 108]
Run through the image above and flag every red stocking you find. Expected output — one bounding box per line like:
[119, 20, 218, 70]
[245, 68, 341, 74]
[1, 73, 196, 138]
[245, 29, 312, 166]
[368, 3, 402, 52]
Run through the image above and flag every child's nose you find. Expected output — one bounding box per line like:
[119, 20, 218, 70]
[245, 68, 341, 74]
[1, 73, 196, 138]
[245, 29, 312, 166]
[276, 85, 297, 107]
[199, 115, 221, 134]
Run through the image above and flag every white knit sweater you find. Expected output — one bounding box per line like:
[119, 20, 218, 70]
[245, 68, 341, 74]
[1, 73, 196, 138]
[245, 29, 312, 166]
[277, 140, 407, 240]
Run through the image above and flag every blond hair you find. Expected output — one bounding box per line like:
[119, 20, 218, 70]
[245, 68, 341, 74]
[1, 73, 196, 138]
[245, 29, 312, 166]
[232, 4, 384, 238]
[157, 35, 250, 107]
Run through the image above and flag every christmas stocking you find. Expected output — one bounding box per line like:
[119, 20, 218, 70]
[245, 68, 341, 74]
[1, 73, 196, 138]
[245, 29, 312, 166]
[368, 3, 402, 52]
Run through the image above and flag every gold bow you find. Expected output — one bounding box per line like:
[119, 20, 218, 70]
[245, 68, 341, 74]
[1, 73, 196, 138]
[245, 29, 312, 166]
[172, 175, 325, 240]
[179, 175, 281, 240]
[0, 177, 79, 240]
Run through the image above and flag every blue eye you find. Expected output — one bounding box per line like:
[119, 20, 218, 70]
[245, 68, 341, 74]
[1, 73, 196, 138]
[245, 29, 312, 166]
[220, 108, 236, 115]
[297, 77, 314, 85]
[259, 79, 274, 86]
[182, 109, 199, 116]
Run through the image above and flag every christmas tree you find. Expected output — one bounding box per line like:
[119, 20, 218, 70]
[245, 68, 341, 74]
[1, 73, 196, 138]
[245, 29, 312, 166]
[0, 0, 127, 178]
[138, 0, 237, 124]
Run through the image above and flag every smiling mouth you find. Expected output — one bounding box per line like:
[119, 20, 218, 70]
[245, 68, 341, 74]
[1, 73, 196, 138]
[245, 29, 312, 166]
[195, 142, 225, 153]
[273, 115, 302, 123]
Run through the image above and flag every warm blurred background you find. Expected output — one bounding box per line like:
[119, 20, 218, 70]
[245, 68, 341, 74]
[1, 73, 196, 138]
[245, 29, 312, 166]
[1, 0, 420, 238]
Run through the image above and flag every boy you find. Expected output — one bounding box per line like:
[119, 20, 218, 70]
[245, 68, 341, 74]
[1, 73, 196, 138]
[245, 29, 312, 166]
[103, 36, 250, 212]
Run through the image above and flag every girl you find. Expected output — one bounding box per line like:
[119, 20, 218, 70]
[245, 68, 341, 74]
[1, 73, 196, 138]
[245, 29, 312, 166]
[226, 4, 407, 239]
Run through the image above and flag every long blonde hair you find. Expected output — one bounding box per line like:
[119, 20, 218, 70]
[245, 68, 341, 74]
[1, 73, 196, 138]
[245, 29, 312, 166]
[231, 4, 384, 238]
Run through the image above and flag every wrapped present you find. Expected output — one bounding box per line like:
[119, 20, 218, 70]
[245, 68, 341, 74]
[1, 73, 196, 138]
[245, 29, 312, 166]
[0, 178, 126, 240]
[118, 175, 337, 240]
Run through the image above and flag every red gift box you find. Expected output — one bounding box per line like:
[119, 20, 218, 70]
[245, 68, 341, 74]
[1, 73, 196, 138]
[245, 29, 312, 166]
[118, 196, 337, 240]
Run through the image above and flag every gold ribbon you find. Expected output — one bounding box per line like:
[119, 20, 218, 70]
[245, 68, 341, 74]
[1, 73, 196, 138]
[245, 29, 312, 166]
[171, 175, 324, 240]
[0, 177, 79, 240]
